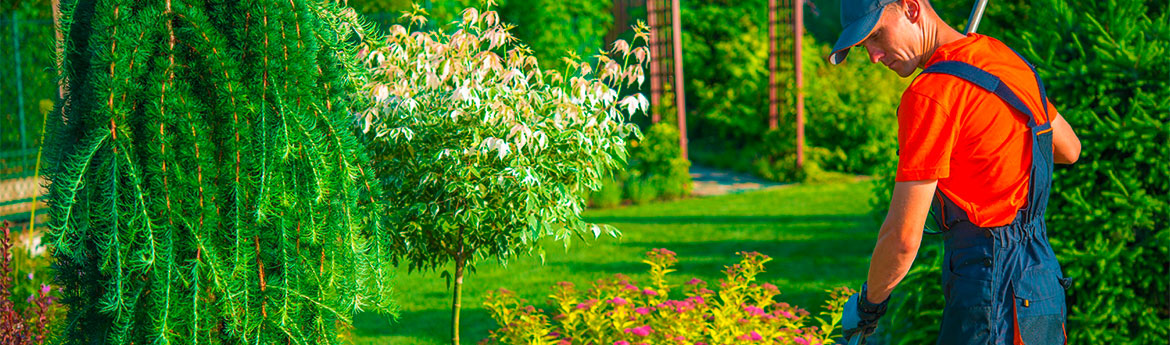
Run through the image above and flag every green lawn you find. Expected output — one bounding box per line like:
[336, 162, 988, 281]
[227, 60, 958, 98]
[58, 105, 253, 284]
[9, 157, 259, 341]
[349, 180, 879, 344]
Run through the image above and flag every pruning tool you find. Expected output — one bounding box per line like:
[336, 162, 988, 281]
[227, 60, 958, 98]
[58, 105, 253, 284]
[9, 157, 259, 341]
[965, 0, 990, 35]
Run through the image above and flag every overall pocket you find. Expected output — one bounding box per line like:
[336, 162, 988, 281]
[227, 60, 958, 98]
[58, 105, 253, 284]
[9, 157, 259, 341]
[938, 274, 994, 345]
[938, 245, 995, 345]
[1012, 267, 1067, 345]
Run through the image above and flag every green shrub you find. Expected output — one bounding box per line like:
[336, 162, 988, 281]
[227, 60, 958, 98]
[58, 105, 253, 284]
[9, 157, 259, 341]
[590, 177, 626, 209]
[587, 122, 691, 208]
[626, 179, 659, 206]
[482, 249, 853, 345]
[873, 1, 1169, 343]
[1, 221, 63, 345]
[680, 0, 774, 141]
[655, 159, 693, 200]
[627, 122, 692, 201]
[801, 37, 906, 175]
[745, 128, 848, 184]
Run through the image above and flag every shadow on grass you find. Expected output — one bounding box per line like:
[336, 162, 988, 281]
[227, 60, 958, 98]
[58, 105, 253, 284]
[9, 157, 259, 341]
[548, 237, 874, 278]
[352, 307, 496, 344]
[584, 214, 870, 226]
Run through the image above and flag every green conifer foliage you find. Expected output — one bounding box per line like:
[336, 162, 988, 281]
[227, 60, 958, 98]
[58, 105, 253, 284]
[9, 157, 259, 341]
[43, 0, 394, 343]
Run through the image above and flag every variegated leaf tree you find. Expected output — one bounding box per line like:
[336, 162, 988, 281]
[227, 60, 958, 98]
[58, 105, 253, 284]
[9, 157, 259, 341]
[44, 0, 395, 343]
[357, 3, 650, 344]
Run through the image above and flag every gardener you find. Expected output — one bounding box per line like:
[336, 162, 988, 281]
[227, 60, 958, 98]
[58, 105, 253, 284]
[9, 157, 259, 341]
[826, 0, 1081, 344]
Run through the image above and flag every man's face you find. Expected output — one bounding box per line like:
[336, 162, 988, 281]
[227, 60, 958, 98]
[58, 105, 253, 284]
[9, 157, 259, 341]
[859, 3, 922, 77]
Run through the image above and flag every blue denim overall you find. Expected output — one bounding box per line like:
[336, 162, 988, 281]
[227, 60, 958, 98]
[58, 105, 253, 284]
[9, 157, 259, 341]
[921, 53, 1071, 345]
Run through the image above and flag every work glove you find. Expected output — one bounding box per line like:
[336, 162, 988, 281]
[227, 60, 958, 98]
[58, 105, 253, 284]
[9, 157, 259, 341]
[841, 283, 888, 345]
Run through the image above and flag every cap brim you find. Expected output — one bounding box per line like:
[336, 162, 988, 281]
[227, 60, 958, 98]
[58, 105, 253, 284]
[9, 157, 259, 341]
[829, 8, 884, 65]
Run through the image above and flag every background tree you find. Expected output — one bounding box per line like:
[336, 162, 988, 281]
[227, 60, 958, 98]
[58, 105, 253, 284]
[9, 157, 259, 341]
[357, 4, 648, 344]
[43, 0, 395, 343]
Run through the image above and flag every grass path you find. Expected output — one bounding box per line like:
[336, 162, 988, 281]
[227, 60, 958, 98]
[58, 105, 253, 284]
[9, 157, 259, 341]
[350, 180, 879, 344]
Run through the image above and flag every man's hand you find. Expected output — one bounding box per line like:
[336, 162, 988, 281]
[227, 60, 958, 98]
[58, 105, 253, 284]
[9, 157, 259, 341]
[842, 283, 889, 345]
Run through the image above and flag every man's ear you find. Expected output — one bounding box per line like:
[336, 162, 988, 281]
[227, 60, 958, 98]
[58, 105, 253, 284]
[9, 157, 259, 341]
[903, 0, 922, 23]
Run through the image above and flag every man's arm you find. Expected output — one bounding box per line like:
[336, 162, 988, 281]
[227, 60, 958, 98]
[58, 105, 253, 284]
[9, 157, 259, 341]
[864, 180, 937, 303]
[1052, 112, 1080, 164]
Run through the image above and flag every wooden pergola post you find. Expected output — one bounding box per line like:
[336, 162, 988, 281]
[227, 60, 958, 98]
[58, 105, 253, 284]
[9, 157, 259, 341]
[644, 0, 687, 159]
[794, 0, 805, 167]
[670, 0, 687, 160]
[767, 0, 779, 130]
[53, 0, 64, 100]
[646, 0, 662, 123]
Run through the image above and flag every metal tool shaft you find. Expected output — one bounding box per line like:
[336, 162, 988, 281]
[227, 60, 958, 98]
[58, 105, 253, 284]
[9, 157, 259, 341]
[966, 0, 990, 34]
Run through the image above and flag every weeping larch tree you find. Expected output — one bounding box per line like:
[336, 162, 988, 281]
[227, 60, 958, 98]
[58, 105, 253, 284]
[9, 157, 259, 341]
[44, 0, 395, 343]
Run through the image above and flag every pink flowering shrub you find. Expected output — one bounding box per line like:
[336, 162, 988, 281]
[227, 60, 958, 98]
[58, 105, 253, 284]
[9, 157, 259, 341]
[1, 221, 61, 344]
[482, 249, 853, 345]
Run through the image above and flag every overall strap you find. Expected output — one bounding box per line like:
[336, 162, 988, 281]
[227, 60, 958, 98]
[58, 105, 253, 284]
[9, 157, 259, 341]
[920, 61, 1044, 130]
[919, 58, 1055, 231]
[1008, 47, 1051, 125]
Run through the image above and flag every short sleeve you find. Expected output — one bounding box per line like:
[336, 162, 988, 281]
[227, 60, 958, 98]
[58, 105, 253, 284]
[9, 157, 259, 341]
[896, 89, 961, 182]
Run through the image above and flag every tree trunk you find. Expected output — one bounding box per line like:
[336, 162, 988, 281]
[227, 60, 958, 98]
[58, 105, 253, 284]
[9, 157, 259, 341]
[450, 253, 466, 345]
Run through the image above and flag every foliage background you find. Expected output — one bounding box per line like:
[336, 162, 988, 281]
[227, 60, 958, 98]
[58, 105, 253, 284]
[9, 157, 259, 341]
[1, 0, 57, 166]
[682, 0, 907, 181]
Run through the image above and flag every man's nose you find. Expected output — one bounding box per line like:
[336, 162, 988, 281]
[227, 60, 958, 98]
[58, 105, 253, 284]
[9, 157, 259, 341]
[866, 47, 884, 64]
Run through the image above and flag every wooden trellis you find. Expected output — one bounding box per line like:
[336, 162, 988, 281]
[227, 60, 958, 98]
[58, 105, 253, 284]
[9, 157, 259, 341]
[610, 0, 688, 160]
[609, 1, 806, 165]
[770, 0, 806, 167]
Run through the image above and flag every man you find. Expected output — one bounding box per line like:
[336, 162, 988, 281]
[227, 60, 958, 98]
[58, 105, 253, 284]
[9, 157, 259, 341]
[827, 0, 1081, 344]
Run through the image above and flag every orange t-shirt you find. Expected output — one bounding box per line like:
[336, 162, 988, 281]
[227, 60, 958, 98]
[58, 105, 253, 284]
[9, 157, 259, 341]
[896, 34, 1057, 227]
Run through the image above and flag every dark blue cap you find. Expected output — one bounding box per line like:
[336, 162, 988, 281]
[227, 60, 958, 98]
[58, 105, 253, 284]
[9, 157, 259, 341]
[830, 0, 898, 64]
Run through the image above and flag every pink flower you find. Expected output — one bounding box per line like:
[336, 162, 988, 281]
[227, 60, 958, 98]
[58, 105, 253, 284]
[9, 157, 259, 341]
[609, 297, 628, 306]
[686, 278, 704, 285]
[558, 340, 570, 345]
[40, 284, 51, 294]
[749, 331, 762, 341]
[614, 341, 630, 345]
[642, 288, 658, 296]
[652, 248, 677, 256]
[625, 284, 639, 291]
[635, 307, 651, 315]
[776, 310, 795, 319]
[27, 272, 34, 280]
[675, 335, 685, 341]
[743, 304, 765, 316]
[577, 299, 598, 310]
[624, 325, 653, 337]
[795, 338, 809, 345]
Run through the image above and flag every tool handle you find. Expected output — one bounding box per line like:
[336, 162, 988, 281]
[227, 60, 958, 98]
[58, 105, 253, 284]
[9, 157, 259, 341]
[965, 0, 990, 34]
